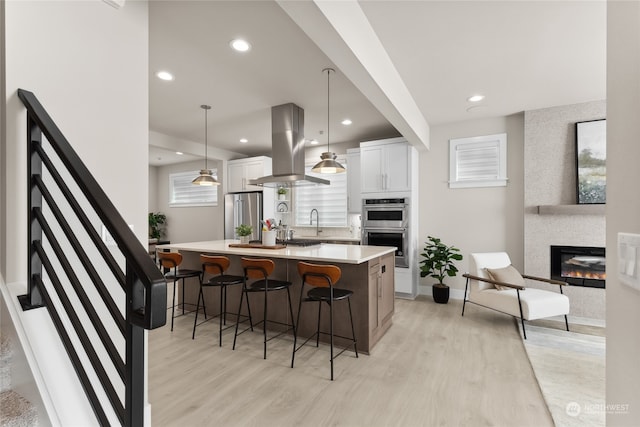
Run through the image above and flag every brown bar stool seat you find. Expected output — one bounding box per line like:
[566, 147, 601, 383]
[158, 252, 202, 331]
[291, 261, 358, 380]
[233, 257, 296, 360]
[192, 255, 252, 346]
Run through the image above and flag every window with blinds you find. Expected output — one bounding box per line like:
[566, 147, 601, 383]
[449, 133, 507, 188]
[169, 170, 218, 207]
[294, 158, 348, 227]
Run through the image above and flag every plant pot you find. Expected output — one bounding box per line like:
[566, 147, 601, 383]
[240, 235, 250, 244]
[278, 194, 287, 201]
[432, 284, 450, 304]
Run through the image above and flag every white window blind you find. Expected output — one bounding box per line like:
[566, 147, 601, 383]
[169, 170, 218, 207]
[294, 158, 348, 227]
[449, 133, 507, 188]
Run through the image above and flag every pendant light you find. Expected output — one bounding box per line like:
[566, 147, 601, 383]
[312, 68, 345, 174]
[192, 104, 220, 186]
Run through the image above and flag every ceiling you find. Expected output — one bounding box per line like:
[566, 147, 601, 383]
[148, 0, 606, 166]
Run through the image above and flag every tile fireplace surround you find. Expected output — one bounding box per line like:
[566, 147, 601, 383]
[524, 101, 606, 321]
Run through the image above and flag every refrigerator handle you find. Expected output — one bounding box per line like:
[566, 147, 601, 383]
[235, 199, 242, 235]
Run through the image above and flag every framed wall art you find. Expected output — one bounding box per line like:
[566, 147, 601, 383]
[575, 119, 606, 204]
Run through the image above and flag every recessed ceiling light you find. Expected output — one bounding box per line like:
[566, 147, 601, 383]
[240, 138, 248, 144]
[468, 94, 484, 102]
[341, 119, 352, 126]
[230, 39, 251, 52]
[175, 151, 183, 155]
[156, 71, 174, 81]
[466, 105, 486, 113]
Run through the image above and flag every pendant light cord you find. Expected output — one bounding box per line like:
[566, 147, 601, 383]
[326, 68, 330, 152]
[204, 107, 208, 170]
[323, 68, 334, 152]
[201, 104, 211, 170]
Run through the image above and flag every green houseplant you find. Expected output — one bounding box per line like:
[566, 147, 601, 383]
[148, 212, 166, 240]
[277, 187, 288, 200]
[420, 236, 463, 304]
[235, 224, 253, 243]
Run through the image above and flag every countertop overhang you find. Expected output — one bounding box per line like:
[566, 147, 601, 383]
[157, 240, 394, 265]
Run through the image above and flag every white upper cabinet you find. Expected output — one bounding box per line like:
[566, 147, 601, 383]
[360, 138, 411, 194]
[226, 156, 271, 193]
[346, 148, 361, 213]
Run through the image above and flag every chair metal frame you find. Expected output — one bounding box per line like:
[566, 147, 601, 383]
[292, 262, 358, 380]
[232, 258, 296, 360]
[462, 272, 569, 339]
[158, 252, 202, 332]
[192, 255, 252, 346]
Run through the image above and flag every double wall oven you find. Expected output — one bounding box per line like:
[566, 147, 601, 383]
[362, 197, 409, 268]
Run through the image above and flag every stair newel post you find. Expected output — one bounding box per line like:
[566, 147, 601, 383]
[124, 261, 145, 427]
[21, 113, 45, 310]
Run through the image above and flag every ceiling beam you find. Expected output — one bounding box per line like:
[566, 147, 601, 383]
[277, 0, 430, 151]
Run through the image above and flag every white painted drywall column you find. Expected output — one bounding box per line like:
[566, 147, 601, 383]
[4, 0, 149, 281]
[606, 1, 640, 424]
[3, 1, 151, 424]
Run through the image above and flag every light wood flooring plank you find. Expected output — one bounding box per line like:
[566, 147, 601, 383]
[148, 296, 553, 426]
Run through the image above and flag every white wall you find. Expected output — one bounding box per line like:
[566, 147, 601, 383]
[149, 165, 159, 213]
[2, 1, 150, 424]
[419, 114, 525, 294]
[0, 0, 6, 275]
[3, 0, 149, 282]
[606, 2, 640, 424]
[155, 159, 224, 243]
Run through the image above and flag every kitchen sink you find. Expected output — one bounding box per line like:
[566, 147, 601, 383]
[277, 238, 322, 247]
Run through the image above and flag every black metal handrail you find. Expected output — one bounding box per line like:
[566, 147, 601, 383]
[17, 89, 167, 426]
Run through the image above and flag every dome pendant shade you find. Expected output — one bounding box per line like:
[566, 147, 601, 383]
[193, 104, 220, 186]
[312, 67, 345, 174]
[192, 169, 217, 186]
[311, 152, 345, 174]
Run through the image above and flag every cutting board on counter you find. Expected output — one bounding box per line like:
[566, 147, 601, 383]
[228, 243, 287, 250]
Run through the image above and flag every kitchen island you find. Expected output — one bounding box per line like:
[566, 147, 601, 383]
[157, 240, 396, 354]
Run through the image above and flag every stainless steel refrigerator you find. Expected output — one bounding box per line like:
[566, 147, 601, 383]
[224, 191, 263, 241]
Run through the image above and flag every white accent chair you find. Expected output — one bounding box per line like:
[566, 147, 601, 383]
[462, 252, 570, 339]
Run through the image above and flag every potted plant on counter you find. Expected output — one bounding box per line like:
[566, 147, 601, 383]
[235, 224, 253, 244]
[277, 187, 288, 200]
[420, 236, 463, 304]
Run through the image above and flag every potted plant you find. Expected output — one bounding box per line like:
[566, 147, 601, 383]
[235, 224, 253, 243]
[277, 187, 288, 200]
[148, 212, 166, 240]
[419, 236, 463, 304]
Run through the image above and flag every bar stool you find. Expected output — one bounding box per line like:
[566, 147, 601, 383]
[192, 255, 252, 346]
[291, 261, 358, 380]
[233, 257, 296, 360]
[158, 252, 202, 331]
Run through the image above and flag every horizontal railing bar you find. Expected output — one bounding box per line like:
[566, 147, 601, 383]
[33, 173, 126, 334]
[19, 89, 165, 305]
[35, 242, 125, 423]
[32, 273, 111, 426]
[34, 207, 126, 381]
[33, 142, 126, 289]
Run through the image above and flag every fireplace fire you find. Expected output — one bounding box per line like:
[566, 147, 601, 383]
[550, 245, 606, 288]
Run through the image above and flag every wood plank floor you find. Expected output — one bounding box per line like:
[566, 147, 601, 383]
[148, 295, 553, 426]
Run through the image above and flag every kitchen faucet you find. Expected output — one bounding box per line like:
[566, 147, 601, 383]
[310, 208, 320, 236]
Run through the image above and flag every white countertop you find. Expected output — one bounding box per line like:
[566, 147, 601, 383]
[294, 235, 361, 242]
[157, 240, 394, 265]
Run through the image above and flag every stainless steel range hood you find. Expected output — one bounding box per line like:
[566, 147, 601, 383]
[249, 103, 329, 187]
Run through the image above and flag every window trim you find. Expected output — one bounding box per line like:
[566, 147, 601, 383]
[169, 170, 219, 207]
[449, 133, 508, 189]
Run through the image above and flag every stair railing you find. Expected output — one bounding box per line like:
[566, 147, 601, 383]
[17, 88, 167, 427]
